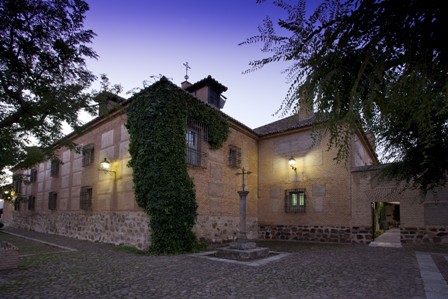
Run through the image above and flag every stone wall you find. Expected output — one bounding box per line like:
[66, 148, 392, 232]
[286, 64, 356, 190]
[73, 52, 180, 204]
[401, 226, 448, 245]
[194, 215, 258, 243]
[9, 211, 150, 250]
[259, 224, 373, 244]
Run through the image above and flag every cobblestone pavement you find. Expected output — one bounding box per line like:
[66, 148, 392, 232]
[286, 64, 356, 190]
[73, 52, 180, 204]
[1, 228, 447, 299]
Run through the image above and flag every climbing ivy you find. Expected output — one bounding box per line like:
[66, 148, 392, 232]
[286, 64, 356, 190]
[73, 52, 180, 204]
[126, 77, 228, 254]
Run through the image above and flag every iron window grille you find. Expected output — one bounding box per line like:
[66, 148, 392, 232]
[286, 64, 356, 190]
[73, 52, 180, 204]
[82, 144, 94, 167]
[285, 189, 306, 213]
[29, 169, 37, 183]
[50, 159, 59, 177]
[228, 145, 241, 168]
[80, 186, 93, 210]
[186, 125, 207, 168]
[28, 195, 35, 210]
[48, 192, 57, 210]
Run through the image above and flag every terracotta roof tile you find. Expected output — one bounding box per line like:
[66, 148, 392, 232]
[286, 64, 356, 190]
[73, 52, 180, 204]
[254, 114, 314, 136]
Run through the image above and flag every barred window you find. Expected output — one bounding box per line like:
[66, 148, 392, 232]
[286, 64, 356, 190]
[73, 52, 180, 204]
[186, 127, 207, 168]
[28, 195, 36, 210]
[48, 192, 57, 210]
[285, 189, 306, 213]
[80, 186, 93, 210]
[51, 159, 59, 177]
[13, 176, 22, 194]
[82, 144, 94, 167]
[29, 169, 38, 183]
[228, 145, 241, 168]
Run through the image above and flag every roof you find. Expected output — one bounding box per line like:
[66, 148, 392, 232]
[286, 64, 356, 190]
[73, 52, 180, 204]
[185, 75, 228, 93]
[254, 114, 315, 136]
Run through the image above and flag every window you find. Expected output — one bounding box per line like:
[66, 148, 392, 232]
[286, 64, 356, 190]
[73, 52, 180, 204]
[28, 195, 35, 210]
[50, 159, 59, 177]
[228, 145, 241, 168]
[80, 186, 93, 210]
[29, 169, 38, 183]
[285, 189, 306, 213]
[82, 144, 94, 167]
[185, 128, 201, 166]
[13, 176, 22, 194]
[48, 192, 57, 210]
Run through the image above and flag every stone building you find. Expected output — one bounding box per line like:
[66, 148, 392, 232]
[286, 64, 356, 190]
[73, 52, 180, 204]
[3, 75, 447, 249]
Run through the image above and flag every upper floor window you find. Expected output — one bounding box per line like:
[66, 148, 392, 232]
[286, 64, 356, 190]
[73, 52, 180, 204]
[228, 145, 241, 168]
[80, 186, 93, 210]
[82, 144, 94, 167]
[285, 189, 306, 213]
[29, 169, 38, 183]
[48, 192, 57, 210]
[13, 175, 22, 194]
[50, 159, 59, 177]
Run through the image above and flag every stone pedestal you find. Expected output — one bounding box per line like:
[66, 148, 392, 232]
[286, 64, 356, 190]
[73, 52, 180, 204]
[0, 241, 18, 270]
[216, 246, 270, 261]
[214, 189, 269, 261]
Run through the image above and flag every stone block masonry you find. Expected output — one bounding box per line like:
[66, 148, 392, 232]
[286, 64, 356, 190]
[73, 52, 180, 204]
[259, 225, 373, 244]
[0, 241, 19, 270]
[401, 226, 448, 245]
[9, 211, 150, 250]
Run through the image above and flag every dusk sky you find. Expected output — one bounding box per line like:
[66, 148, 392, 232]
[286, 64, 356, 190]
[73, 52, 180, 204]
[83, 0, 310, 129]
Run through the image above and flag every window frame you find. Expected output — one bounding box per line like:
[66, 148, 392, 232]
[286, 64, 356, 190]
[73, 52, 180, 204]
[28, 195, 36, 210]
[50, 159, 59, 177]
[48, 192, 57, 210]
[285, 189, 306, 213]
[228, 145, 241, 168]
[82, 144, 94, 167]
[80, 186, 93, 210]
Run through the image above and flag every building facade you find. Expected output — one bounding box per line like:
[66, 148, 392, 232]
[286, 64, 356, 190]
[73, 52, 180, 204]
[3, 76, 447, 249]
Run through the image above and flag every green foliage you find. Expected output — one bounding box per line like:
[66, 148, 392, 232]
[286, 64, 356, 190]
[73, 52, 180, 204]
[242, 0, 448, 194]
[0, 0, 97, 174]
[126, 77, 228, 254]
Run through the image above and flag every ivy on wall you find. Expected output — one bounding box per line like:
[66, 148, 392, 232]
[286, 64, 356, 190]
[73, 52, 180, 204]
[126, 77, 228, 254]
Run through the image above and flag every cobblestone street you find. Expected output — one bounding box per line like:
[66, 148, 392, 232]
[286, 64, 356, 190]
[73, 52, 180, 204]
[1, 228, 447, 299]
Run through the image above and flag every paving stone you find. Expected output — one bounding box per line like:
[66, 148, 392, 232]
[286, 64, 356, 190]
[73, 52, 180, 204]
[0, 228, 445, 299]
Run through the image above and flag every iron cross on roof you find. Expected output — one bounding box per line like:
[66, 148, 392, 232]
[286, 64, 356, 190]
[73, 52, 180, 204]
[236, 167, 252, 191]
[183, 62, 191, 81]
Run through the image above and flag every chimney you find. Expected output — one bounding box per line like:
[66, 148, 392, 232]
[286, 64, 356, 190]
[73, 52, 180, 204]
[94, 92, 125, 116]
[298, 91, 314, 120]
[184, 75, 228, 110]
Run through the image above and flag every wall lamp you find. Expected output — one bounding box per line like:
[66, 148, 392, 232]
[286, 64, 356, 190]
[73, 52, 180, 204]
[99, 158, 116, 178]
[288, 156, 297, 172]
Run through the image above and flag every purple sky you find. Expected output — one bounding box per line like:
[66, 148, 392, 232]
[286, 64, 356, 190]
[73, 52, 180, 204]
[83, 0, 311, 129]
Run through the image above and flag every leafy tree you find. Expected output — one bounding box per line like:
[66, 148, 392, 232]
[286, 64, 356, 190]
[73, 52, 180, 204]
[0, 0, 97, 177]
[242, 0, 448, 194]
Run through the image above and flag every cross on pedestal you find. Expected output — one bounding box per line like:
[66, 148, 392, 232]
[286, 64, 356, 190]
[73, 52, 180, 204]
[232, 167, 255, 248]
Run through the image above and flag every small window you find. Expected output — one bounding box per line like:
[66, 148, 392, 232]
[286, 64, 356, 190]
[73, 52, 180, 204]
[50, 159, 59, 177]
[13, 176, 22, 194]
[285, 189, 306, 213]
[80, 186, 93, 210]
[28, 195, 36, 210]
[82, 144, 94, 167]
[186, 128, 201, 167]
[48, 192, 57, 210]
[29, 169, 38, 183]
[228, 145, 241, 168]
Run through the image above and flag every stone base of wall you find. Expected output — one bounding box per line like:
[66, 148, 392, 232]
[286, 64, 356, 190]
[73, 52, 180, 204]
[10, 211, 150, 250]
[401, 226, 448, 245]
[259, 225, 366, 244]
[259, 225, 373, 244]
[194, 216, 258, 244]
[0, 241, 19, 270]
[351, 226, 373, 244]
